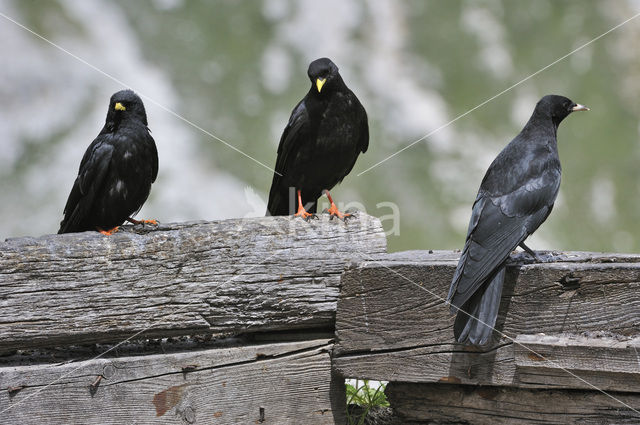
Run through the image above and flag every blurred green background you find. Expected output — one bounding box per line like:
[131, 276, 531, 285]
[1, 0, 638, 253]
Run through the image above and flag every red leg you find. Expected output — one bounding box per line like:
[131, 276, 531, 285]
[97, 226, 119, 235]
[293, 190, 315, 221]
[323, 191, 354, 221]
[127, 217, 158, 226]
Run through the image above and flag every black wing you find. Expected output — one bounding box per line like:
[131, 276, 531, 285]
[146, 128, 159, 183]
[357, 100, 369, 154]
[266, 100, 310, 216]
[448, 168, 560, 310]
[58, 137, 114, 233]
[338, 99, 369, 181]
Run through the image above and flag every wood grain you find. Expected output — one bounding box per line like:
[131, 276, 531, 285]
[333, 250, 640, 391]
[514, 334, 640, 391]
[0, 339, 345, 424]
[0, 215, 386, 352]
[386, 382, 640, 425]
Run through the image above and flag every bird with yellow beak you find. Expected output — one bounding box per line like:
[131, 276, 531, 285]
[58, 89, 159, 235]
[266, 57, 369, 220]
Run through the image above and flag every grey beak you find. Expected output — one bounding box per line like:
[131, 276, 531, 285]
[572, 104, 589, 112]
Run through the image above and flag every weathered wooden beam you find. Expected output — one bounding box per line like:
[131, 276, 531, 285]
[333, 250, 640, 391]
[386, 382, 640, 425]
[0, 339, 345, 424]
[514, 334, 640, 392]
[0, 215, 386, 352]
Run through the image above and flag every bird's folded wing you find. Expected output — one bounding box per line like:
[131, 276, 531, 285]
[146, 131, 159, 183]
[275, 100, 309, 174]
[448, 176, 558, 309]
[448, 200, 528, 309]
[60, 140, 114, 232]
[76, 139, 114, 196]
[496, 170, 560, 217]
[357, 105, 369, 154]
[267, 101, 310, 215]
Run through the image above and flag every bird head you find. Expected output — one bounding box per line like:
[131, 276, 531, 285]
[107, 89, 148, 126]
[307, 58, 342, 95]
[537, 94, 589, 126]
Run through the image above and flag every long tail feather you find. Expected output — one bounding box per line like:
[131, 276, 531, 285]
[454, 266, 505, 345]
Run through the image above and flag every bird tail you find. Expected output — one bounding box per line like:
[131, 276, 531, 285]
[266, 184, 319, 216]
[453, 266, 505, 346]
[58, 201, 90, 234]
[266, 185, 296, 216]
[58, 181, 93, 234]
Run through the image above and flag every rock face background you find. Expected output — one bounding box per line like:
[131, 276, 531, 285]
[1, 0, 639, 252]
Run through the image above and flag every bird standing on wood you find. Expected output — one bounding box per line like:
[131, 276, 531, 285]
[58, 90, 158, 235]
[266, 57, 369, 220]
[447, 95, 588, 345]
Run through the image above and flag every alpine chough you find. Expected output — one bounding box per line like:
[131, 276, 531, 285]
[266, 57, 368, 220]
[447, 95, 588, 345]
[58, 89, 158, 235]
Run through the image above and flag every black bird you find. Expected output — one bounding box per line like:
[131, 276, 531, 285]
[266, 57, 368, 220]
[58, 90, 158, 234]
[447, 95, 588, 345]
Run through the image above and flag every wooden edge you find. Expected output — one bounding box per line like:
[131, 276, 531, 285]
[1, 339, 348, 424]
[386, 382, 640, 425]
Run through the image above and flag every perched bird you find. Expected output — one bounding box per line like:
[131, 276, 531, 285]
[266, 57, 368, 220]
[447, 95, 588, 345]
[58, 90, 158, 235]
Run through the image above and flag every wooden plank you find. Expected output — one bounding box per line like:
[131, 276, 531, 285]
[334, 334, 640, 393]
[514, 334, 640, 391]
[333, 250, 640, 391]
[0, 339, 345, 424]
[334, 342, 515, 387]
[0, 215, 386, 352]
[386, 382, 640, 425]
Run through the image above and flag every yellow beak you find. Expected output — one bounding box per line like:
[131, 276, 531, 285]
[114, 102, 126, 111]
[316, 78, 326, 93]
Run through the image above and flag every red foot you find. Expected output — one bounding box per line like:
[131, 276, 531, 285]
[127, 218, 158, 226]
[294, 190, 317, 221]
[294, 204, 316, 221]
[323, 190, 354, 222]
[325, 202, 354, 221]
[97, 226, 119, 235]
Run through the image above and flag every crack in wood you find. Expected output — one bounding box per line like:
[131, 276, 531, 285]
[336, 341, 513, 359]
[102, 341, 331, 387]
[0, 215, 386, 353]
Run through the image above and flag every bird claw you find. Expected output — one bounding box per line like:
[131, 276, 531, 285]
[97, 226, 119, 235]
[326, 211, 355, 222]
[294, 209, 317, 222]
[127, 218, 158, 226]
[519, 242, 541, 262]
[323, 204, 355, 222]
[299, 213, 318, 222]
[342, 211, 357, 222]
